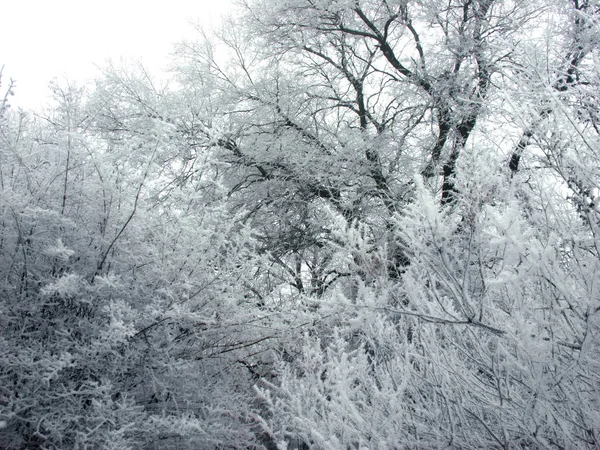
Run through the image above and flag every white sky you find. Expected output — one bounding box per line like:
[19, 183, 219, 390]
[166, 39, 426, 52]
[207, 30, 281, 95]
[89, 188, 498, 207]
[1, 0, 232, 110]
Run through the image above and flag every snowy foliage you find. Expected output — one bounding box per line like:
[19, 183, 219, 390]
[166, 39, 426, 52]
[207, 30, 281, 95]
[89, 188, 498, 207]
[2, 0, 600, 448]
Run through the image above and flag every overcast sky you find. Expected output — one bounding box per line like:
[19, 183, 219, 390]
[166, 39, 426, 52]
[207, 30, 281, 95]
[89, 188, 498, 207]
[1, 0, 231, 110]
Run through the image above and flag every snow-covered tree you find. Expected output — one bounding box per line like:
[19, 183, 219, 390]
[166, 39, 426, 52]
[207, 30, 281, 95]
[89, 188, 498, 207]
[2, 0, 600, 448]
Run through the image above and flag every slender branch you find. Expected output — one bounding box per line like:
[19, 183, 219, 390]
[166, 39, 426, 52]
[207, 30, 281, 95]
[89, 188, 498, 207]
[94, 141, 158, 278]
[357, 305, 506, 336]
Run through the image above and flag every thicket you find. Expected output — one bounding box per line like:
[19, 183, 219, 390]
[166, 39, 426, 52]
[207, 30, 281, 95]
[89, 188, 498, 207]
[1, 0, 600, 448]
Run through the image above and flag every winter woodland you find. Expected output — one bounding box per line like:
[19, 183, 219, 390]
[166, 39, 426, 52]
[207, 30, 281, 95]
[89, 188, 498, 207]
[1, 0, 600, 448]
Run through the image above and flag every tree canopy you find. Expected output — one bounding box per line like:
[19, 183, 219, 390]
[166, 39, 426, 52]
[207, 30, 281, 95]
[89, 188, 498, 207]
[1, 0, 600, 448]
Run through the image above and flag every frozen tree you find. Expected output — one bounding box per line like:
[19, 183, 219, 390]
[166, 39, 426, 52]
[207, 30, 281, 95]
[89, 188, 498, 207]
[0, 73, 273, 448]
[206, 0, 600, 448]
[2, 0, 600, 448]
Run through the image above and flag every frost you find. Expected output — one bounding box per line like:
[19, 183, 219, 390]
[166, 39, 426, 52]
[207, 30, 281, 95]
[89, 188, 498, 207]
[43, 238, 75, 261]
[41, 273, 85, 298]
[93, 273, 121, 290]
